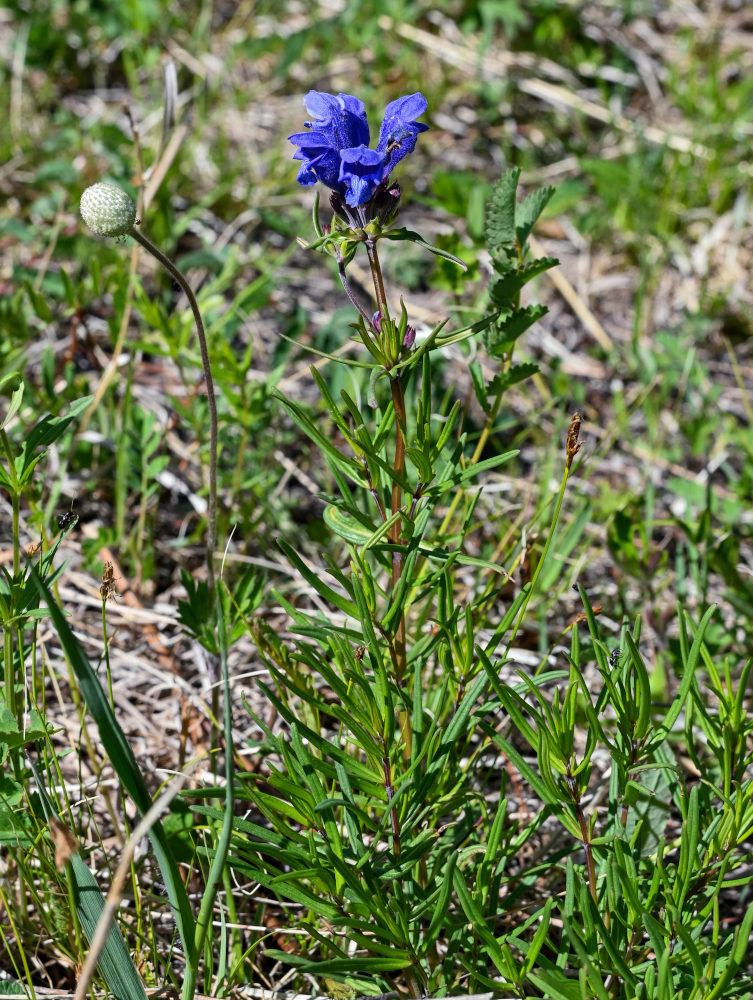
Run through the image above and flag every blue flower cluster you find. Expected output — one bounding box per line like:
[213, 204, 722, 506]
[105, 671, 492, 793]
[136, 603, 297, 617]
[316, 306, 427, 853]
[289, 91, 429, 209]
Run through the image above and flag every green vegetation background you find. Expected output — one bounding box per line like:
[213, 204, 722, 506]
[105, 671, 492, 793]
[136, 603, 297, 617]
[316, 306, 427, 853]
[1, 0, 753, 995]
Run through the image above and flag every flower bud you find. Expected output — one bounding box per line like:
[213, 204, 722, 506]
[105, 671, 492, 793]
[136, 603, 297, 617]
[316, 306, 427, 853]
[80, 183, 136, 238]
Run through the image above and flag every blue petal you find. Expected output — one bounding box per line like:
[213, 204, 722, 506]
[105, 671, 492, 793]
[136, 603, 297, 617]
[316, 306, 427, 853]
[288, 128, 345, 191]
[303, 91, 370, 151]
[338, 145, 385, 206]
[295, 162, 319, 187]
[376, 92, 429, 175]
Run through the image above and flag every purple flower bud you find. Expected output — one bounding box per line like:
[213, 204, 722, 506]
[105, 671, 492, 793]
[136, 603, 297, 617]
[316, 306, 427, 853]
[403, 324, 416, 350]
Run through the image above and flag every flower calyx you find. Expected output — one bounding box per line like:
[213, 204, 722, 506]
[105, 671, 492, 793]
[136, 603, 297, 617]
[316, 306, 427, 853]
[372, 299, 416, 368]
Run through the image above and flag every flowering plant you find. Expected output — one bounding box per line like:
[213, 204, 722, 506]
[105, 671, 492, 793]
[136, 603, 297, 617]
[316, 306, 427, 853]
[226, 96, 584, 996]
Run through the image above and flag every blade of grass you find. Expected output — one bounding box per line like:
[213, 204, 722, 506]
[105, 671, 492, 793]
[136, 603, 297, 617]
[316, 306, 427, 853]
[28, 757, 149, 1000]
[30, 566, 196, 967]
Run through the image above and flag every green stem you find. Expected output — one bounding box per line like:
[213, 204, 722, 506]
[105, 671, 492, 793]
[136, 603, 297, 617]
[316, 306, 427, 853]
[129, 227, 218, 606]
[0, 428, 20, 579]
[128, 223, 229, 1000]
[505, 414, 580, 664]
[438, 392, 503, 540]
[389, 375, 407, 683]
[3, 625, 14, 724]
[568, 769, 597, 903]
[365, 237, 390, 327]
[0, 429, 19, 721]
[182, 593, 234, 1000]
[101, 597, 115, 710]
[10, 492, 20, 580]
[364, 238, 408, 682]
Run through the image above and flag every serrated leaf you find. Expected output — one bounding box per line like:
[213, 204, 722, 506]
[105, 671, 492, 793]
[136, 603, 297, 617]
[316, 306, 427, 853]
[516, 185, 555, 247]
[489, 256, 559, 304]
[484, 305, 548, 356]
[485, 167, 521, 253]
[485, 362, 539, 398]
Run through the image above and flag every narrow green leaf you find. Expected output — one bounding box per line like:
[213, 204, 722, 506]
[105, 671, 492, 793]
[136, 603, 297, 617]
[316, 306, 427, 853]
[381, 227, 468, 269]
[620, 630, 651, 736]
[674, 921, 704, 982]
[675, 784, 699, 909]
[430, 449, 518, 493]
[405, 445, 433, 483]
[522, 897, 553, 974]
[526, 968, 582, 1000]
[650, 604, 716, 747]
[274, 393, 364, 481]
[30, 568, 196, 964]
[422, 852, 456, 950]
[266, 951, 412, 974]
[276, 539, 358, 618]
[703, 900, 753, 1000]
[28, 761, 148, 1000]
[453, 866, 508, 973]
[323, 504, 380, 545]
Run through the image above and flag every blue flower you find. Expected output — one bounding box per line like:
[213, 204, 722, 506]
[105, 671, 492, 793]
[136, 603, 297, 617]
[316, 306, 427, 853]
[289, 90, 428, 209]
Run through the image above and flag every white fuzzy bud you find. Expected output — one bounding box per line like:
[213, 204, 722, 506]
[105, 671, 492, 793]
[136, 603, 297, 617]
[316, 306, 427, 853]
[80, 183, 136, 238]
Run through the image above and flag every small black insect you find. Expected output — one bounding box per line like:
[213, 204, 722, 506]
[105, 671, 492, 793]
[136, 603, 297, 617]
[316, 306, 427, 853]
[57, 508, 79, 531]
[608, 647, 621, 668]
